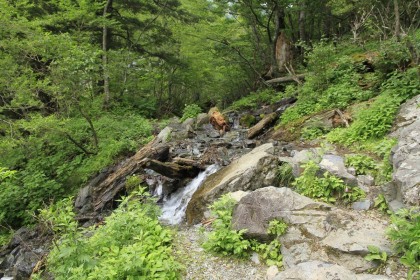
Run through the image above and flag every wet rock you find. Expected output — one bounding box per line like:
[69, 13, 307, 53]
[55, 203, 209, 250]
[273, 261, 391, 280]
[195, 113, 209, 128]
[319, 154, 358, 186]
[186, 143, 280, 224]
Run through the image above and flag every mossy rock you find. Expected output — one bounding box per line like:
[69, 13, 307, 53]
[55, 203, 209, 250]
[240, 114, 256, 128]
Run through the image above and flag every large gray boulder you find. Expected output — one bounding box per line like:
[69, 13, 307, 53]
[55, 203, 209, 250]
[390, 94, 420, 206]
[273, 261, 391, 280]
[186, 143, 280, 224]
[231, 187, 391, 273]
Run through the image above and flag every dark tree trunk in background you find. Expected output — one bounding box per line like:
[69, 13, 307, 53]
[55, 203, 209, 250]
[393, 0, 401, 40]
[102, 0, 113, 109]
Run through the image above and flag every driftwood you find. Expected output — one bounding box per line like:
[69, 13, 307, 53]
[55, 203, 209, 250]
[266, 74, 305, 84]
[247, 112, 278, 139]
[209, 107, 230, 135]
[145, 159, 201, 179]
[91, 138, 170, 212]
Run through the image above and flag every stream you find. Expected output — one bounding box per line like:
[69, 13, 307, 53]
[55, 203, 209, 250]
[159, 164, 219, 225]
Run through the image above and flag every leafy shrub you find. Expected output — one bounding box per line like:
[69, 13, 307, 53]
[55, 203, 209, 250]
[202, 195, 251, 257]
[181, 104, 202, 122]
[374, 194, 389, 213]
[387, 208, 420, 279]
[301, 126, 326, 140]
[229, 89, 284, 111]
[345, 154, 377, 175]
[38, 188, 182, 280]
[203, 195, 288, 267]
[292, 161, 365, 204]
[364, 245, 388, 264]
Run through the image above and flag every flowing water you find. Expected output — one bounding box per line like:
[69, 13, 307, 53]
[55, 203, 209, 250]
[160, 164, 219, 225]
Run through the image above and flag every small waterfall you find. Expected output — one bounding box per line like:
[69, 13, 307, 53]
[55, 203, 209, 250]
[160, 164, 219, 225]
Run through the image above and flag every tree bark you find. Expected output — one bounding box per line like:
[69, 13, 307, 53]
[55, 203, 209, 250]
[247, 112, 278, 139]
[298, 1, 306, 44]
[102, 0, 113, 109]
[393, 0, 401, 40]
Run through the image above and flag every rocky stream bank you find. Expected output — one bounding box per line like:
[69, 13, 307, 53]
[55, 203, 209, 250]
[1, 95, 419, 279]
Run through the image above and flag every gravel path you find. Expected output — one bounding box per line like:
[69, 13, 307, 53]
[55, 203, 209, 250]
[173, 225, 269, 280]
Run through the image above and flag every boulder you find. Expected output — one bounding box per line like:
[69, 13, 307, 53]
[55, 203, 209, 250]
[390, 94, 420, 206]
[290, 148, 323, 177]
[273, 261, 391, 280]
[186, 143, 280, 224]
[319, 154, 358, 186]
[195, 113, 209, 128]
[231, 187, 392, 272]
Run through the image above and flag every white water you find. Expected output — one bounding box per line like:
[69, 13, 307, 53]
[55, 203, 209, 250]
[160, 164, 219, 225]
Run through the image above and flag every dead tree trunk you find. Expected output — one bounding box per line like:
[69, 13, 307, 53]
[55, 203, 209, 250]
[145, 160, 201, 179]
[247, 112, 278, 139]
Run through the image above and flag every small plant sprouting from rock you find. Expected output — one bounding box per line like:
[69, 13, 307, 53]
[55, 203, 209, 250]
[364, 245, 388, 263]
[277, 163, 294, 187]
[374, 194, 389, 214]
[387, 208, 420, 279]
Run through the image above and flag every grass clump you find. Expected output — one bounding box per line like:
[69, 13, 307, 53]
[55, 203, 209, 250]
[345, 154, 377, 175]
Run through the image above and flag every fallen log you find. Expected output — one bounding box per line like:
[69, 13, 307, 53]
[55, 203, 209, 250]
[145, 159, 201, 179]
[76, 138, 170, 213]
[173, 157, 206, 169]
[247, 112, 278, 139]
[266, 74, 305, 84]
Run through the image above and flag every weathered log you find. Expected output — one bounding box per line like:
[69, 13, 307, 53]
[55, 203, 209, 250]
[173, 157, 206, 169]
[266, 74, 305, 84]
[84, 138, 170, 213]
[145, 160, 201, 179]
[247, 112, 278, 139]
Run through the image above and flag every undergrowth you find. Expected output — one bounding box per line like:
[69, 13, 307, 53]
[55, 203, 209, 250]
[228, 88, 285, 111]
[35, 188, 182, 280]
[202, 194, 287, 267]
[292, 161, 365, 204]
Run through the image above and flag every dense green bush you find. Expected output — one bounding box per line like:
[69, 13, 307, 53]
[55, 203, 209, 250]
[345, 154, 377, 175]
[37, 188, 182, 280]
[387, 208, 420, 279]
[292, 161, 365, 204]
[180, 104, 202, 122]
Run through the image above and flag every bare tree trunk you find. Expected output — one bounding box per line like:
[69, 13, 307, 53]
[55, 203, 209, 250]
[298, 1, 306, 43]
[102, 0, 113, 109]
[393, 0, 401, 40]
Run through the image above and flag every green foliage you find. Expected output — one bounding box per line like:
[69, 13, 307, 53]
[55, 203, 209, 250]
[181, 104, 202, 122]
[202, 195, 251, 258]
[125, 175, 142, 193]
[292, 161, 365, 204]
[0, 113, 152, 228]
[202, 195, 287, 267]
[229, 89, 284, 111]
[301, 126, 326, 140]
[364, 245, 388, 263]
[387, 208, 420, 278]
[267, 219, 288, 237]
[277, 163, 294, 187]
[345, 154, 377, 175]
[40, 188, 182, 280]
[373, 194, 389, 214]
